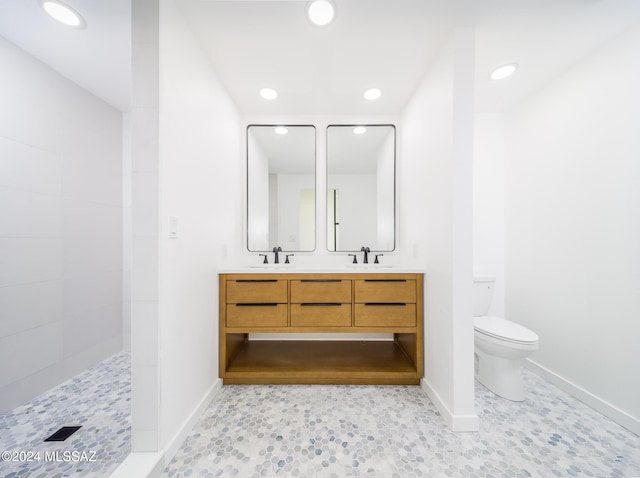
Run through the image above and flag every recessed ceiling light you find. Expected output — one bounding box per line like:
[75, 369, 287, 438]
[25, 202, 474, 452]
[307, 0, 335, 27]
[363, 88, 382, 100]
[490, 63, 518, 80]
[353, 126, 367, 135]
[259, 88, 278, 100]
[274, 127, 288, 135]
[39, 0, 86, 29]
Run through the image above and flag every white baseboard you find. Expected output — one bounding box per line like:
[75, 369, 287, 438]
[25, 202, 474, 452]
[108, 452, 164, 478]
[163, 379, 223, 467]
[525, 359, 639, 436]
[110, 379, 223, 478]
[420, 378, 479, 432]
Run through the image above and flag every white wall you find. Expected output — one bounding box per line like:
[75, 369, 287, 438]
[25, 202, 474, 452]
[268, 174, 278, 249]
[505, 26, 640, 433]
[123, 113, 133, 352]
[130, 0, 161, 453]
[158, 0, 242, 462]
[473, 114, 505, 317]
[0, 35, 123, 413]
[247, 134, 269, 250]
[400, 29, 478, 430]
[376, 130, 395, 251]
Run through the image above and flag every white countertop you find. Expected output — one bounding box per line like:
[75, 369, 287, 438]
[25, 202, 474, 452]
[219, 265, 424, 274]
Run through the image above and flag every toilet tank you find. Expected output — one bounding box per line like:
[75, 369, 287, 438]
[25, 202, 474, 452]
[473, 277, 495, 316]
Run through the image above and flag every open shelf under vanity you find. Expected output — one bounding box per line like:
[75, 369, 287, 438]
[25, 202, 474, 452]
[224, 337, 419, 384]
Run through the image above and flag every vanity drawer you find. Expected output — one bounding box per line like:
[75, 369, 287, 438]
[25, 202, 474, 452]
[354, 279, 416, 303]
[226, 279, 287, 303]
[291, 303, 352, 327]
[354, 303, 416, 327]
[226, 304, 288, 327]
[290, 279, 351, 303]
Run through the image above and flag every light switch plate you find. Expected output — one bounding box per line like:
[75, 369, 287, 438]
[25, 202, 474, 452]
[168, 216, 178, 239]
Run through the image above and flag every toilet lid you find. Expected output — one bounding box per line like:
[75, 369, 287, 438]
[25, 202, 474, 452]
[474, 316, 538, 344]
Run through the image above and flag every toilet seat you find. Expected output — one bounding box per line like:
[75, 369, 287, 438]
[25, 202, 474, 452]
[474, 316, 538, 345]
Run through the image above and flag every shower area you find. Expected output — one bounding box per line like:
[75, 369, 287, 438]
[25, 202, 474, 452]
[0, 3, 132, 475]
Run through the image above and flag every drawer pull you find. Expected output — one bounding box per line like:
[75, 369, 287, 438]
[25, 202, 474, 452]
[364, 279, 407, 283]
[235, 279, 278, 283]
[300, 303, 342, 307]
[235, 303, 278, 307]
[300, 279, 342, 283]
[364, 303, 407, 306]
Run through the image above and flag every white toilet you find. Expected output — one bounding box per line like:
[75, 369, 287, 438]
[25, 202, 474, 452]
[473, 278, 539, 401]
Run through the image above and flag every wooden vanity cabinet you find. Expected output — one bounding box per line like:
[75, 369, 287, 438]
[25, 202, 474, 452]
[219, 272, 423, 385]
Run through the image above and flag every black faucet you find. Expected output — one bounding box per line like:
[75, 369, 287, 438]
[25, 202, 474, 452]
[361, 246, 370, 264]
[273, 246, 282, 264]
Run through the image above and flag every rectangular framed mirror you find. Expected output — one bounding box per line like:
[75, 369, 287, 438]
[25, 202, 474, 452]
[326, 125, 395, 252]
[247, 125, 316, 251]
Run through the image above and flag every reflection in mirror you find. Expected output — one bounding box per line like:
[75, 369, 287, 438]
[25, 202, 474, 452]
[327, 125, 395, 252]
[247, 125, 316, 251]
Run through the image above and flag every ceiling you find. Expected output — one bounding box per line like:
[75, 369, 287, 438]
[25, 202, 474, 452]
[0, 0, 131, 112]
[0, 0, 639, 115]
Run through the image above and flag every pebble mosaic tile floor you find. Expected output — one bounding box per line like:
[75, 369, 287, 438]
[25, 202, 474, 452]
[2, 352, 638, 478]
[164, 370, 640, 478]
[0, 352, 130, 478]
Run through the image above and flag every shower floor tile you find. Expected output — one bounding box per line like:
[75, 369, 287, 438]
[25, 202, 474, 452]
[0, 352, 130, 477]
[164, 370, 640, 478]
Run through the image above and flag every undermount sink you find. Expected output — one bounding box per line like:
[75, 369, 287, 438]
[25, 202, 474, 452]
[345, 264, 395, 269]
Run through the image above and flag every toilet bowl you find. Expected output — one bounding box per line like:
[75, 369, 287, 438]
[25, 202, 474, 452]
[473, 279, 539, 401]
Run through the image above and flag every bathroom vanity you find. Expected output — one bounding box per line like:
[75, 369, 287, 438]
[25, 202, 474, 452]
[219, 271, 423, 384]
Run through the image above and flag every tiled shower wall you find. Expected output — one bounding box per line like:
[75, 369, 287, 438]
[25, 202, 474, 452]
[130, 0, 160, 452]
[0, 35, 123, 413]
